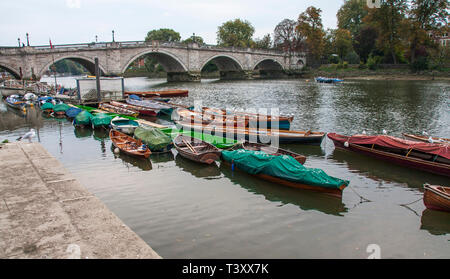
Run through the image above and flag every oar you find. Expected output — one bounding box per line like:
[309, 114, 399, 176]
[182, 139, 197, 154]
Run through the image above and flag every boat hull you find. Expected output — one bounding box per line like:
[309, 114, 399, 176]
[329, 136, 450, 177]
[222, 161, 345, 198]
[173, 135, 222, 164]
[423, 185, 450, 212]
[125, 89, 188, 97]
[177, 121, 325, 145]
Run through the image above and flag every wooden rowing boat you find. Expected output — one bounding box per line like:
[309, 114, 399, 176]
[111, 116, 140, 134]
[175, 108, 249, 127]
[328, 133, 450, 177]
[403, 133, 450, 145]
[202, 107, 294, 130]
[173, 135, 222, 164]
[99, 103, 139, 117]
[176, 121, 325, 145]
[125, 89, 188, 97]
[110, 101, 158, 116]
[423, 184, 450, 212]
[110, 129, 151, 158]
[240, 142, 306, 164]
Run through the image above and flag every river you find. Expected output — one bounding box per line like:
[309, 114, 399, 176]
[1, 76, 449, 258]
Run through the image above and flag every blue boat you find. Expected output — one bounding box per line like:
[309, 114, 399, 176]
[315, 77, 343, 83]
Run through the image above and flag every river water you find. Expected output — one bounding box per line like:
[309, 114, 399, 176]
[1, 77, 449, 258]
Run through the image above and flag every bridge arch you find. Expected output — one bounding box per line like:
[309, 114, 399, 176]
[122, 50, 188, 73]
[0, 63, 21, 79]
[38, 55, 106, 78]
[253, 58, 284, 71]
[200, 54, 244, 72]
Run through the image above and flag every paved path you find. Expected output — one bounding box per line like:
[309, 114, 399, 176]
[0, 142, 161, 259]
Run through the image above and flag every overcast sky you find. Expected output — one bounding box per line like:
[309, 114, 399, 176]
[1, 0, 344, 46]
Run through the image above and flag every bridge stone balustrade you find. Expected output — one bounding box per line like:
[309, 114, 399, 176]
[0, 41, 306, 81]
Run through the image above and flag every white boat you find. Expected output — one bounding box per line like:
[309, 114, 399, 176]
[110, 116, 140, 134]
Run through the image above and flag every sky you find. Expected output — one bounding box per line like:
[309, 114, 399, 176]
[0, 0, 345, 46]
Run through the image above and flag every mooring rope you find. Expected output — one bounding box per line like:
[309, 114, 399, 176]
[348, 185, 371, 203]
[399, 197, 423, 207]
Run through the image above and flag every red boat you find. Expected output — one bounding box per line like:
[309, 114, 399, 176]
[423, 184, 450, 212]
[110, 101, 158, 116]
[124, 89, 188, 97]
[328, 133, 450, 177]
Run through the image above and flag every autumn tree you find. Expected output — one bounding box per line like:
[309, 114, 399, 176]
[274, 19, 303, 53]
[217, 19, 255, 47]
[363, 0, 409, 64]
[296, 6, 326, 62]
[335, 29, 353, 60]
[337, 0, 369, 38]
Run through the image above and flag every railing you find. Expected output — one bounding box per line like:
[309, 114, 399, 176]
[0, 40, 302, 56]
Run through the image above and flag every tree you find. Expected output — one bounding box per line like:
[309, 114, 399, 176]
[335, 29, 353, 60]
[353, 25, 378, 63]
[145, 28, 181, 42]
[253, 34, 272, 49]
[407, 0, 449, 64]
[337, 0, 369, 38]
[296, 6, 326, 61]
[363, 0, 409, 64]
[182, 35, 205, 45]
[274, 19, 303, 53]
[217, 19, 255, 47]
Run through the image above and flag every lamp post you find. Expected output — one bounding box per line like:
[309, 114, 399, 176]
[193, 33, 196, 43]
[18, 38, 21, 47]
[26, 33, 29, 46]
[95, 35, 98, 43]
[112, 30, 115, 42]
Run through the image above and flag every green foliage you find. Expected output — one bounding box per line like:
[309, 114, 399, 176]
[367, 55, 383, 70]
[337, 0, 368, 38]
[217, 19, 255, 47]
[344, 51, 360, 64]
[359, 61, 368, 69]
[335, 28, 353, 59]
[253, 34, 272, 49]
[328, 54, 339, 64]
[411, 56, 429, 71]
[1, 139, 9, 143]
[53, 60, 89, 75]
[183, 35, 205, 45]
[145, 28, 181, 42]
[353, 25, 378, 63]
[274, 19, 303, 52]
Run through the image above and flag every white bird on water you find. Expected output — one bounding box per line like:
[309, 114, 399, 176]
[382, 129, 387, 135]
[422, 131, 429, 136]
[17, 129, 36, 143]
[362, 130, 367, 135]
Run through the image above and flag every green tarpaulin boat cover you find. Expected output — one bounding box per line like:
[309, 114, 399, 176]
[53, 103, 70, 112]
[40, 103, 54, 110]
[222, 149, 349, 189]
[74, 111, 93, 125]
[92, 113, 112, 127]
[134, 127, 172, 151]
[160, 128, 237, 149]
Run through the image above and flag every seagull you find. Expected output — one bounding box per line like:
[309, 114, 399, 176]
[422, 131, 429, 136]
[382, 129, 387, 135]
[362, 130, 367, 135]
[428, 136, 434, 144]
[17, 129, 36, 143]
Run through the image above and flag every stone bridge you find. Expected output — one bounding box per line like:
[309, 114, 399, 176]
[0, 41, 306, 81]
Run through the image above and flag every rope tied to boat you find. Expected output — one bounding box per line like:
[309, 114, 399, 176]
[398, 197, 423, 206]
[348, 185, 371, 203]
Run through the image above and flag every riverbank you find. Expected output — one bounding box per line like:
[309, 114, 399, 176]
[304, 66, 450, 81]
[0, 142, 161, 259]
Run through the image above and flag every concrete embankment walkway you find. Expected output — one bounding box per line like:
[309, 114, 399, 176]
[0, 142, 161, 259]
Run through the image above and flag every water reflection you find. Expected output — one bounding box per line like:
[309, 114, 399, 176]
[150, 151, 174, 164]
[175, 153, 221, 179]
[330, 148, 449, 188]
[219, 162, 347, 216]
[110, 144, 153, 171]
[420, 209, 450, 236]
[74, 126, 93, 138]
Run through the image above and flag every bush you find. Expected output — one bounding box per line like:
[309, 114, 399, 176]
[344, 51, 360, 64]
[367, 55, 382, 70]
[359, 61, 367, 69]
[328, 55, 340, 64]
[343, 61, 349, 69]
[411, 56, 429, 72]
